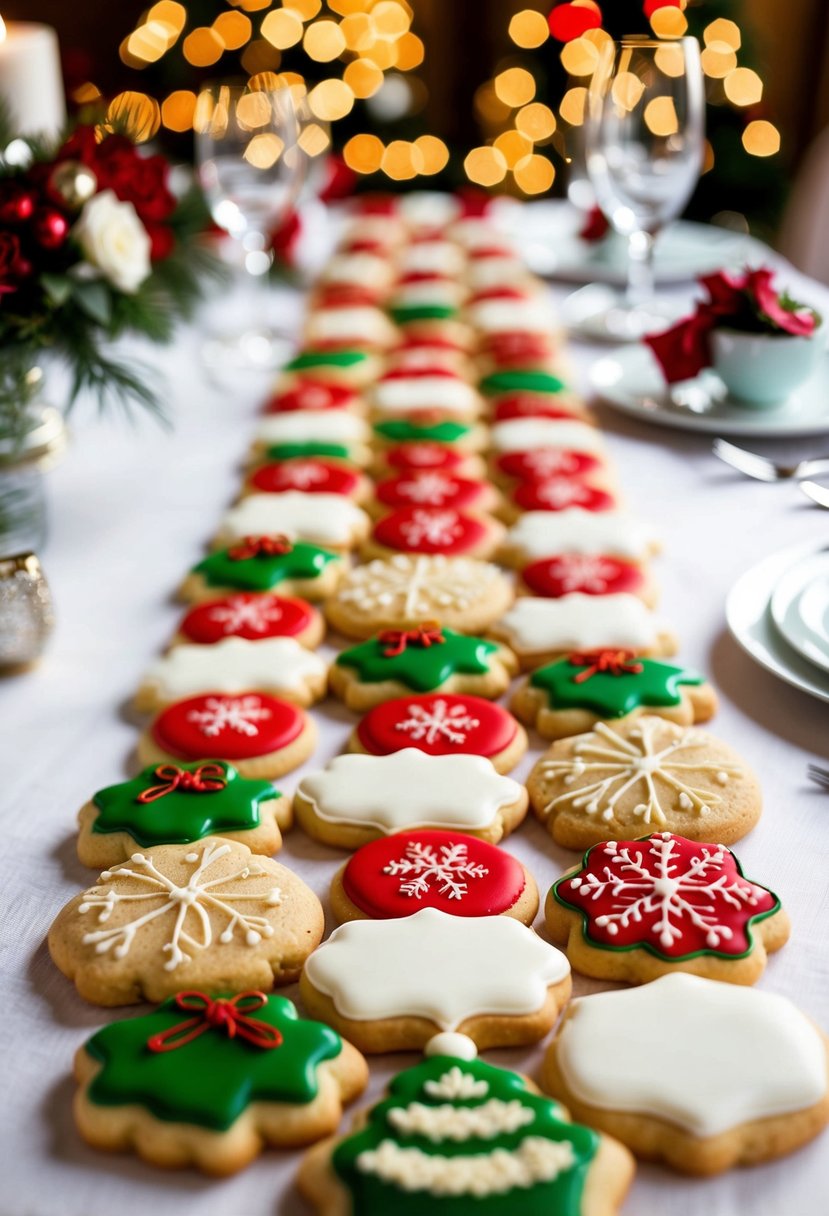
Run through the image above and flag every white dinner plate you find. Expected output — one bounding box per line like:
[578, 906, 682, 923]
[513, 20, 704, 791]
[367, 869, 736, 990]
[590, 344, 829, 437]
[770, 550, 829, 674]
[726, 540, 829, 704]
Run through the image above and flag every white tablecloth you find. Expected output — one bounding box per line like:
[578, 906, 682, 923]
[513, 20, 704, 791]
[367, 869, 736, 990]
[3, 219, 829, 1216]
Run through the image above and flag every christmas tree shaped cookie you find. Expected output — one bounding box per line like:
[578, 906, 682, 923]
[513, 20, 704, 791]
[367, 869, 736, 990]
[73, 993, 367, 1175]
[331, 624, 518, 711]
[298, 1037, 634, 1214]
[77, 761, 291, 868]
[180, 535, 344, 603]
[512, 651, 717, 740]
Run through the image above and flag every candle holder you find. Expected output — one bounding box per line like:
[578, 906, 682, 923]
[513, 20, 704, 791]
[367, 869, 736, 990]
[0, 552, 54, 670]
[0, 367, 67, 556]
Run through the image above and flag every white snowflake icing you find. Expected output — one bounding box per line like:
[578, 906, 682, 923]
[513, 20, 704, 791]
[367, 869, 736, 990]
[542, 555, 621, 594]
[186, 695, 272, 738]
[275, 461, 330, 489]
[395, 699, 481, 746]
[338, 555, 501, 618]
[78, 841, 283, 970]
[539, 720, 740, 827]
[532, 480, 591, 509]
[399, 509, 464, 548]
[424, 1067, 489, 1100]
[383, 840, 489, 901]
[401, 444, 443, 467]
[396, 473, 458, 505]
[207, 597, 284, 635]
[568, 833, 765, 950]
[521, 449, 581, 478]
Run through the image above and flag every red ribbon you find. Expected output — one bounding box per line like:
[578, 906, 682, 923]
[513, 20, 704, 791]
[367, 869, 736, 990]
[378, 623, 445, 657]
[568, 649, 645, 683]
[147, 991, 284, 1053]
[228, 534, 292, 561]
[136, 764, 227, 805]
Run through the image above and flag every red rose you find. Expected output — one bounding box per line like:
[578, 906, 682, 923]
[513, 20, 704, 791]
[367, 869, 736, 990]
[699, 269, 748, 316]
[145, 222, 175, 261]
[645, 311, 715, 383]
[0, 231, 30, 295]
[747, 268, 817, 337]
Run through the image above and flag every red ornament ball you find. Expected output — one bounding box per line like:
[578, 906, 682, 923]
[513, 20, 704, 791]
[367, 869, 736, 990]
[548, 1, 603, 42]
[0, 182, 36, 224]
[643, 0, 681, 16]
[33, 207, 70, 250]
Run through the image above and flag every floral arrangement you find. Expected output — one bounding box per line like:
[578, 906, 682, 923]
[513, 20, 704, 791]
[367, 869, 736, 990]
[0, 114, 217, 442]
[646, 268, 821, 384]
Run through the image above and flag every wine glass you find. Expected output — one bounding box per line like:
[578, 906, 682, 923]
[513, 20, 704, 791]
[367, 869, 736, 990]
[195, 80, 306, 369]
[578, 36, 705, 340]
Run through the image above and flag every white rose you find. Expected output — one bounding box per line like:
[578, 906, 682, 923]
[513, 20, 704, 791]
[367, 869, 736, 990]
[73, 189, 152, 294]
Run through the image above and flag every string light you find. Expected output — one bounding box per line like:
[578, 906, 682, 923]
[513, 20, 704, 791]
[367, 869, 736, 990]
[464, 145, 508, 187]
[260, 10, 304, 50]
[343, 132, 384, 172]
[493, 67, 536, 108]
[509, 10, 549, 49]
[515, 102, 557, 142]
[724, 67, 763, 107]
[743, 120, 780, 157]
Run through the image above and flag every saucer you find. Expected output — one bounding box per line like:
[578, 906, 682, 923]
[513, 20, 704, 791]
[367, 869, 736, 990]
[770, 550, 829, 674]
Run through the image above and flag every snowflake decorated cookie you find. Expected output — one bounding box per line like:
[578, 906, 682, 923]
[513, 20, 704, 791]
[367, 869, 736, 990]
[527, 715, 762, 850]
[298, 1041, 634, 1216]
[48, 838, 324, 1005]
[363, 505, 506, 562]
[245, 458, 371, 503]
[138, 691, 317, 780]
[498, 508, 658, 569]
[370, 469, 501, 517]
[504, 477, 617, 522]
[175, 592, 324, 648]
[372, 441, 486, 481]
[512, 652, 717, 739]
[294, 750, 528, 849]
[547, 833, 789, 986]
[181, 536, 344, 604]
[331, 829, 539, 925]
[300, 907, 572, 1053]
[76, 761, 290, 869]
[135, 637, 328, 712]
[330, 624, 518, 711]
[520, 554, 657, 607]
[350, 693, 528, 775]
[263, 380, 360, 415]
[492, 447, 604, 486]
[542, 973, 829, 1175]
[214, 492, 370, 553]
[324, 554, 514, 640]
[73, 994, 367, 1175]
[250, 409, 372, 466]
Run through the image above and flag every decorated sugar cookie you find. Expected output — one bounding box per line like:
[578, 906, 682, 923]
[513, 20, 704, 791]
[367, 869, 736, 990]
[364, 506, 505, 561]
[480, 368, 569, 399]
[398, 239, 465, 277]
[527, 716, 762, 850]
[373, 441, 486, 480]
[385, 343, 473, 377]
[520, 554, 655, 606]
[506, 478, 617, 520]
[294, 750, 528, 848]
[77, 761, 289, 868]
[246, 459, 370, 502]
[349, 692, 527, 774]
[371, 470, 500, 516]
[482, 332, 560, 372]
[252, 410, 372, 465]
[469, 297, 557, 334]
[513, 652, 717, 740]
[175, 592, 324, 648]
[324, 554, 514, 640]
[138, 691, 317, 780]
[74, 994, 367, 1175]
[299, 1042, 634, 1216]
[542, 974, 829, 1175]
[215, 492, 370, 553]
[135, 636, 328, 712]
[282, 348, 381, 388]
[548, 833, 789, 986]
[264, 380, 359, 414]
[372, 416, 488, 453]
[493, 394, 590, 423]
[493, 448, 603, 483]
[49, 838, 325, 1005]
[332, 829, 538, 924]
[371, 375, 483, 420]
[321, 253, 393, 292]
[331, 624, 518, 711]
[300, 907, 571, 1053]
[490, 419, 605, 458]
[305, 305, 397, 350]
[499, 508, 658, 568]
[181, 537, 344, 604]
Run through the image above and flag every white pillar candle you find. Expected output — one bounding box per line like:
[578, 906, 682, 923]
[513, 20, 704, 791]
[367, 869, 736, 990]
[0, 19, 65, 139]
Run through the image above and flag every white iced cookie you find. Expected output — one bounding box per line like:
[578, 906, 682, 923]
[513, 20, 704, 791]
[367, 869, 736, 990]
[252, 411, 372, 462]
[214, 492, 370, 552]
[294, 749, 528, 847]
[468, 298, 556, 333]
[449, 217, 509, 249]
[372, 376, 482, 418]
[135, 636, 328, 712]
[341, 214, 404, 247]
[467, 257, 530, 290]
[398, 191, 460, 227]
[391, 281, 467, 307]
[500, 508, 659, 567]
[491, 419, 605, 456]
[488, 593, 677, 669]
[300, 907, 572, 1052]
[543, 973, 829, 1175]
[305, 307, 397, 348]
[322, 253, 393, 290]
[399, 241, 465, 277]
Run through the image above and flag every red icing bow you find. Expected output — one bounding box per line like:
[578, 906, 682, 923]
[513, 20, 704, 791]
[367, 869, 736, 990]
[228, 534, 293, 561]
[569, 649, 644, 683]
[147, 991, 284, 1053]
[378, 623, 445, 657]
[136, 763, 227, 805]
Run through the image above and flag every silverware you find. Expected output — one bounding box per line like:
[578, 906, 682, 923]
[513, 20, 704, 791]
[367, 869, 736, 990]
[712, 438, 829, 482]
[807, 763, 829, 789]
[801, 481, 829, 508]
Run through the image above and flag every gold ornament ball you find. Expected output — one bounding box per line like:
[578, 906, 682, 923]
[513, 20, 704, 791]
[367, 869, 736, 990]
[49, 161, 98, 211]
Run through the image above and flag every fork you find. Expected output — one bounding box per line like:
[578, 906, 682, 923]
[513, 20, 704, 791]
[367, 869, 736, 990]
[807, 763, 829, 789]
[712, 438, 829, 482]
[801, 481, 829, 509]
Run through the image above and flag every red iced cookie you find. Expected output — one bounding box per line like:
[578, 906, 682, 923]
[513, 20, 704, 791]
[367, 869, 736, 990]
[521, 554, 646, 599]
[384, 443, 467, 473]
[483, 332, 556, 366]
[264, 381, 356, 413]
[178, 593, 317, 644]
[496, 448, 602, 481]
[249, 459, 361, 497]
[151, 692, 304, 761]
[342, 830, 527, 919]
[371, 506, 489, 555]
[356, 693, 518, 759]
[379, 366, 461, 382]
[511, 479, 615, 513]
[374, 471, 488, 512]
[493, 395, 579, 423]
[314, 283, 382, 307]
[397, 332, 467, 352]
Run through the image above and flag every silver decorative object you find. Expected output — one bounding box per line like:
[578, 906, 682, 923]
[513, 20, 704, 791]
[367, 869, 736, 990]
[0, 552, 54, 669]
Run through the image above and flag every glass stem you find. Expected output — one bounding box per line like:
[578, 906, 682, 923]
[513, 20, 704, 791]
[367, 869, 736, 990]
[626, 229, 656, 308]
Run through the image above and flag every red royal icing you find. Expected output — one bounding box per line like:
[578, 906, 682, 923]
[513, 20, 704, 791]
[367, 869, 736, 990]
[374, 472, 486, 511]
[469, 246, 514, 260]
[356, 693, 517, 758]
[522, 554, 645, 599]
[342, 830, 526, 919]
[512, 478, 615, 513]
[380, 366, 461, 382]
[397, 270, 454, 285]
[315, 284, 382, 307]
[341, 239, 389, 255]
[398, 332, 467, 353]
[151, 693, 304, 761]
[385, 444, 465, 473]
[496, 449, 601, 481]
[372, 506, 488, 555]
[179, 593, 316, 644]
[469, 286, 531, 303]
[493, 396, 580, 423]
[250, 459, 360, 497]
[265, 381, 356, 413]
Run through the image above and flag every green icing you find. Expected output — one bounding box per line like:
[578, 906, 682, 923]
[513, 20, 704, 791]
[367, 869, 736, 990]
[390, 304, 458, 323]
[332, 1054, 599, 1215]
[285, 350, 368, 370]
[479, 369, 566, 397]
[374, 419, 471, 444]
[530, 656, 704, 718]
[265, 441, 351, 461]
[336, 628, 499, 691]
[91, 762, 279, 847]
[84, 995, 343, 1131]
[193, 540, 338, 592]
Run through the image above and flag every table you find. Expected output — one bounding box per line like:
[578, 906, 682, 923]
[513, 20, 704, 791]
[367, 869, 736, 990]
[3, 213, 829, 1216]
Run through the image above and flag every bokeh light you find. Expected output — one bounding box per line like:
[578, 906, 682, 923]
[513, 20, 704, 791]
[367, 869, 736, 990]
[515, 102, 557, 142]
[343, 132, 384, 173]
[494, 67, 536, 108]
[743, 120, 781, 157]
[509, 10, 549, 49]
[464, 145, 508, 187]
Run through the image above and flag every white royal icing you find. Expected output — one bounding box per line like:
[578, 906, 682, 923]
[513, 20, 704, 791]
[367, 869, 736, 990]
[399, 191, 460, 227]
[298, 749, 522, 832]
[425, 1032, 479, 1061]
[507, 509, 655, 561]
[467, 257, 528, 289]
[217, 492, 369, 547]
[335, 554, 507, 617]
[343, 214, 403, 245]
[399, 242, 465, 276]
[468, 298, 555, 333]
[306, 307, 396, 345]
[449, 217, 508, 249]
[388, 1098, 534, 1140]
[323, 252, 392, 288]
[141, 636, 326, 700]
[303, 906, 570, 1028]
[355, 1139, 576, 1195]
[256, 411, 370, 447]
[491, 420, 605, 456]
[424, 1065, 487, 1098]
[556, 973, 828, 1137]
[392, 281, 466, 308]
[497, 593, 660, 655]
[373, 377, 480, 416]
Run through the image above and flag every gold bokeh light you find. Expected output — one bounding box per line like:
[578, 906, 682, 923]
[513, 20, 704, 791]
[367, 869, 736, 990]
[494, 67, 536, 108]
[743, 120, 780, 157]
[464, 145, 508, 187]
[509, 10, 549, 49]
